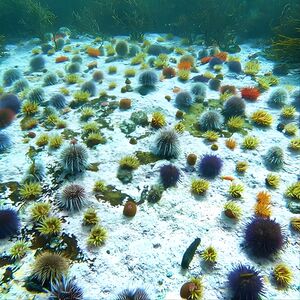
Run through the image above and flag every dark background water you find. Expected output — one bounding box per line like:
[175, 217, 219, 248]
[0, 0, 299, 62]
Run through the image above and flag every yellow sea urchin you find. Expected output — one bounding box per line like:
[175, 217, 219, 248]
[273, 264, 293, 288]
[191, 179, 210, 195]
[251, 110, 273, 126]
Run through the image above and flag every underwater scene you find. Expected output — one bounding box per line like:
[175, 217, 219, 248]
[0, 0, 300, 299]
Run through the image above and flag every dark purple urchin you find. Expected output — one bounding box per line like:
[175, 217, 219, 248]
[228, 264, 265, 300]
[160, 164, 181, 188]
[49, 277, 83, 300]
[0, 208, 20, 239]
[245, 217, 285, 258]
[209, 57, 223, 68]
[227, 61, 242, 73]
[116, 288, 150, 300]
[139, 70, 158, 87]
[198, 154, 223, 178]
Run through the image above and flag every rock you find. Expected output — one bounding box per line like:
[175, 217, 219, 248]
[287, 201, 300, 213]
[120, 120, 136, 134]
[130, 111, 149, 126]
[117, 168, 133, 184]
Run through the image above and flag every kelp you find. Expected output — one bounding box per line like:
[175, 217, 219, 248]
[267, 2, 300, 63]
[0, 0, 54, 37]
[0, 35, 5, 56]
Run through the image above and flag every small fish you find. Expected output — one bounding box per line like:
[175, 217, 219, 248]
[221, 175, 235, 181]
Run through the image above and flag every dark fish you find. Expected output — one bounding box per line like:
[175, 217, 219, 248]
[191, 75, 209, 83]
[181, 238, 201, 269]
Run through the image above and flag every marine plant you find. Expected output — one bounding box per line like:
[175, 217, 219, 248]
[264, 146, 284, 170]
[228, 264, 264, 300]
[31, 202, 51, 222]
[203, 130, 219, 142]
[36, 133, 49, 147]
[201, 246, 217, 263]
[116, 288, 150, 300]
[284, 123, 298, 135]
[199, 110, 224, 131]
[175, 91, 193, 108]
[93, 181, 107, 193]
[245, 217, 285, 257]
[151, 111, 166, 129]
[21, 101, 39, 116]
[285, 182, 300, 201]
[43, 72, 58, 86]
[160, 164, 181, 188]
[49, 135, 63, 149]
[60, 142, 88, 175]
[28, 88, 45, 103]
[73, 91, 90, 105]
[222, 96, 245, 119]
[83, 208, 99, 226]
[244, 60, 260, 75]
[32, 251, 69, 285]
[19, 182, 42, 200]
[228, 183, 244, 198]
[10, 240, 29, 259]
[0, 133, 11, 152]
[124, 68, 136, 77]
[59, 184, 87, 212]
[0, 208, 20, 239]
[81, 81, 96, 97]
[0, 93, 21, 114]
[177, 69, 190, 81]
[2, 68, 22, 86]
[227, 116, 244, 131]
[87, 225, 107, 247]
[65, 74, 80, 84]
[240, 87, 260, 101]
[154, 54, 168, 69]
[83, 122, 99, 134]
[242, 136, 259, 150]
[236, 161, 248, 173]
[289, 137, 300, 151]
[49, 277, 83, 300]
[268, 88, 288, 107]
[30, 55, 45, 72]
[290, 217, 300, 232]
[281, 105, 296, 119]
[162, 67, 176, 79]
[198, 154, 223, 178]
[153, 128, 180, 159]
[119, 156, 140, 170]
[266, 173, 280, 188]
[86, 133, 106, 147]
[273, 264, 293, 288]
[37, 217, 62, 235]
[224, 201, 242, 219]
[108, 65, 117, 74]
[180, 277, 203, 300]
[191, 179, 209, 195]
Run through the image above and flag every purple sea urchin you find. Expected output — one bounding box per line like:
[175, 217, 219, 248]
[0, 208, 20, 239]
[245, 217, 285, 257]
[160, 164, 181, 188]
[116, 288, 150, 300]
[228, 264, 264, 300]
[198, 154, 223, 178]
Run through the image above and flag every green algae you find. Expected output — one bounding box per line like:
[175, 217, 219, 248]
[181, 103, 205, 137]
[87, 162, 100, 172]
[61, 129, 80, 140]
[94, 185, 134, 206]
[135, 151, 160, 165]
[0, 181, 20, 203]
